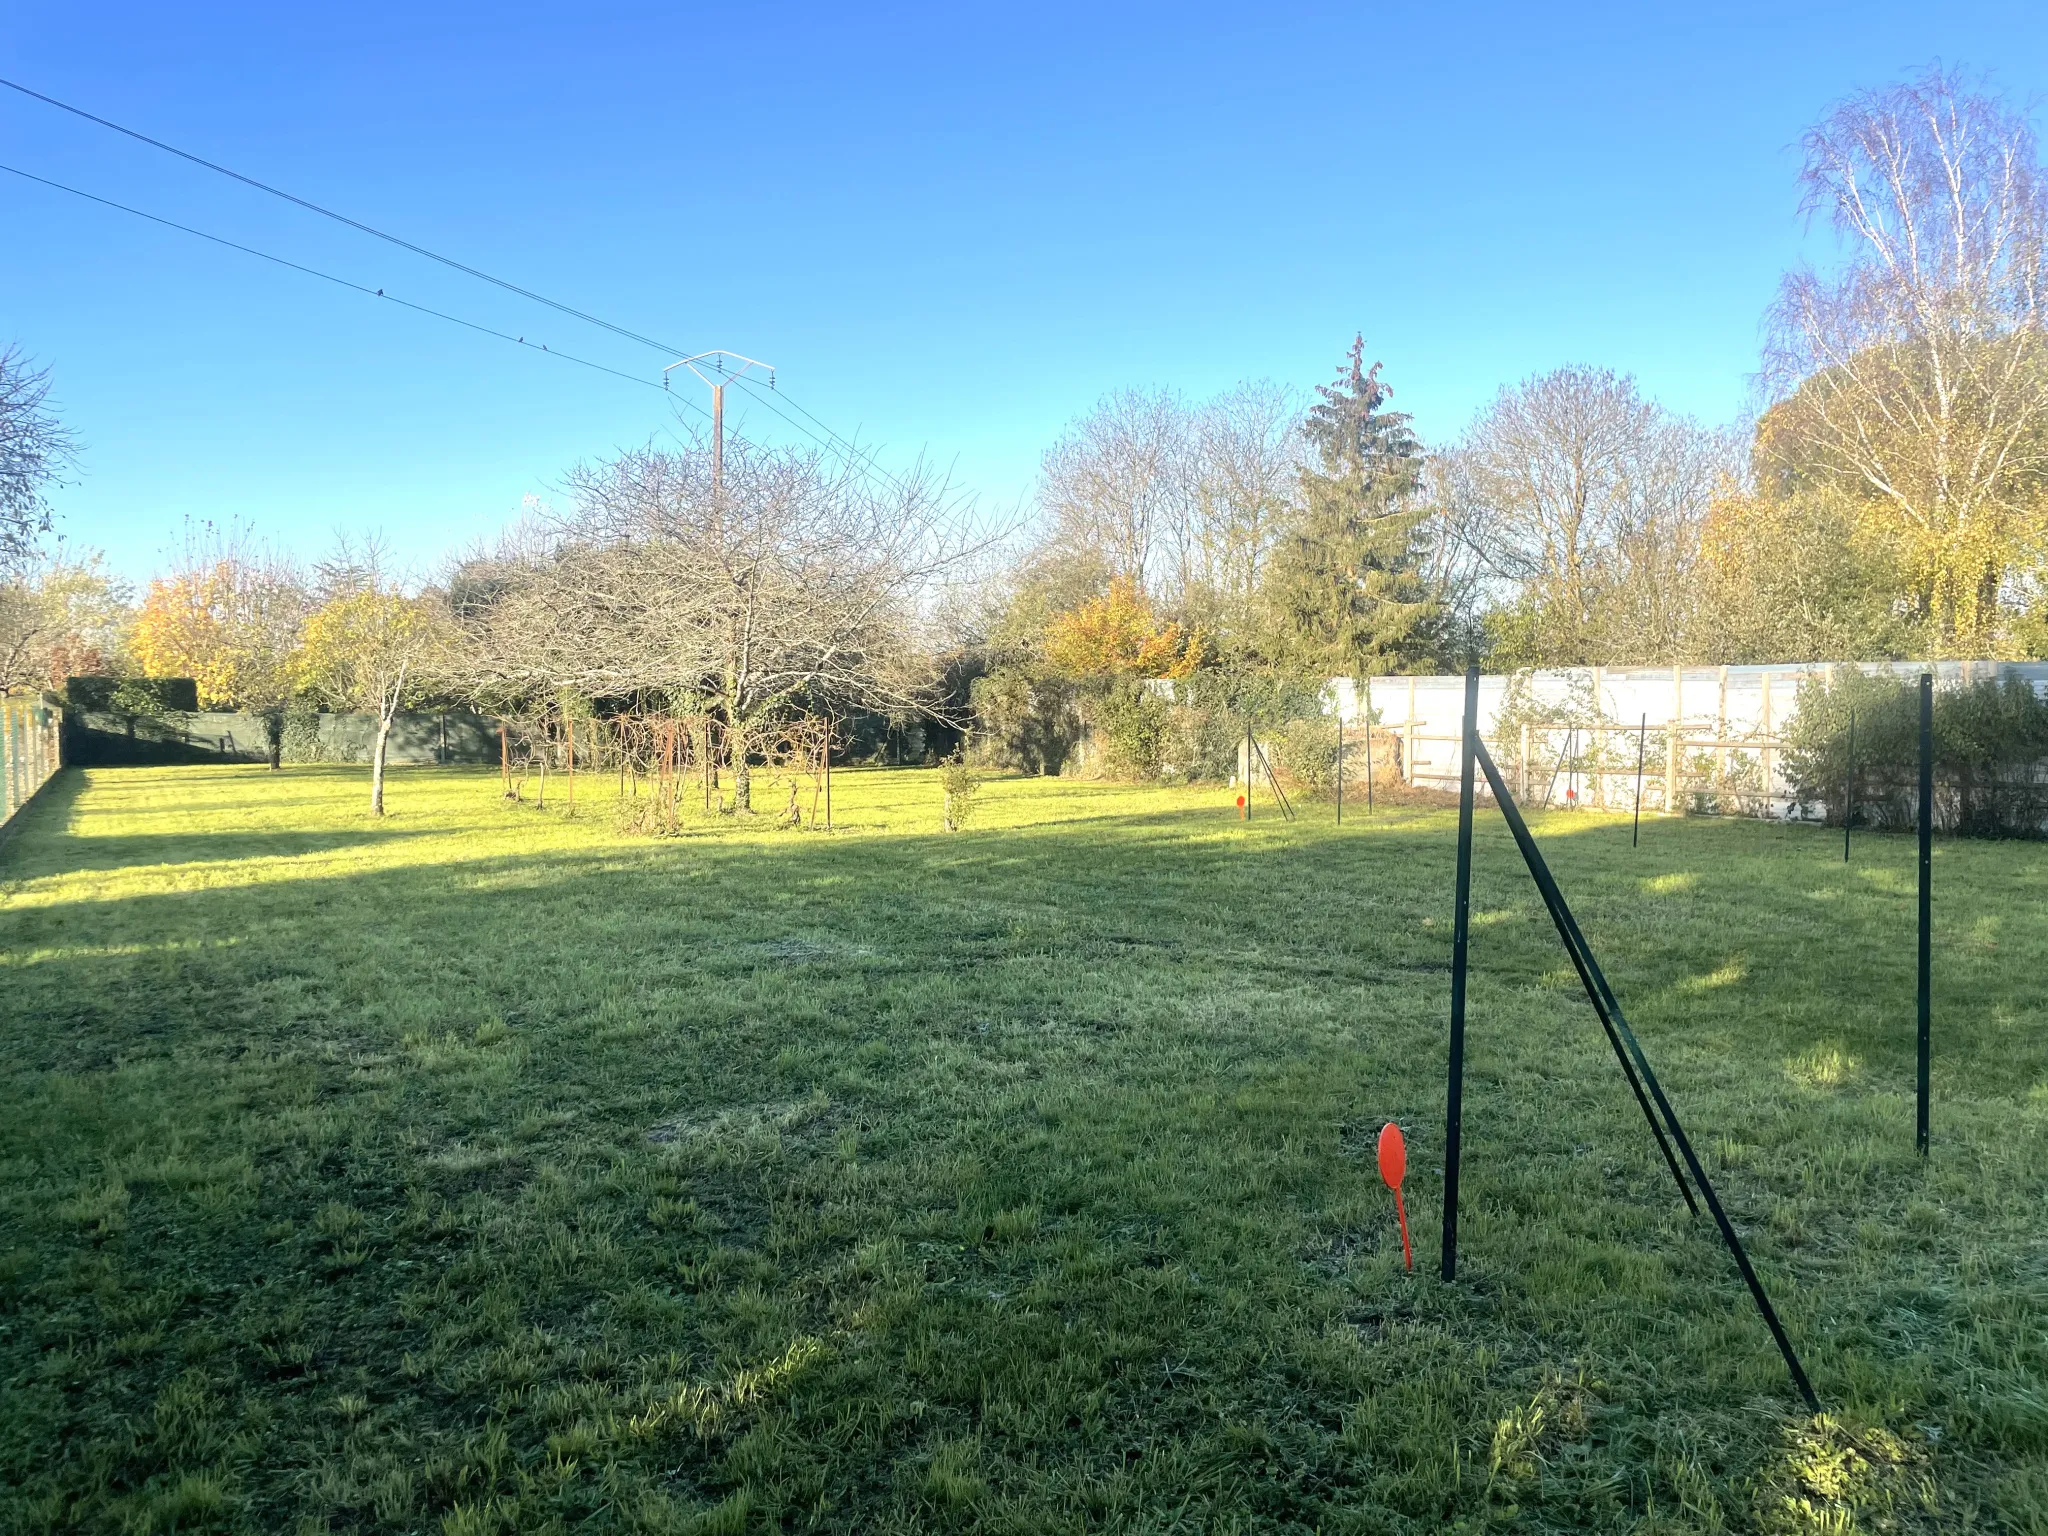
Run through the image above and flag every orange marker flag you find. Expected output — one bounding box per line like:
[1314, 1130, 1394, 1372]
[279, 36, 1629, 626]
[1377, 1122, 1412, 1271]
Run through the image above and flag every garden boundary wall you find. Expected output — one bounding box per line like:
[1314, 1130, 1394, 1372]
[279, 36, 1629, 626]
[1331, 660, 2048, 818]
[63, 709, 502, 768]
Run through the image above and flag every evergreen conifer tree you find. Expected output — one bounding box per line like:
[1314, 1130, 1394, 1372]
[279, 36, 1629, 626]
[1260, 335, 1443, 677]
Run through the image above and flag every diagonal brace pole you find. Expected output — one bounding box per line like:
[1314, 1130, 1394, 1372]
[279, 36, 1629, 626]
[1472, 739, 1818, 1413]
[1477, 741, 1696, 1217]
[1252, 739, 1295, 821]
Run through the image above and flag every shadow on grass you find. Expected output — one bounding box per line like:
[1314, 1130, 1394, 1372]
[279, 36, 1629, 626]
[4, 790, 2025, 1095]
[15, 826, 449, 876]
[5, 776, 2046, 1531]
[0, 766, 90, 864]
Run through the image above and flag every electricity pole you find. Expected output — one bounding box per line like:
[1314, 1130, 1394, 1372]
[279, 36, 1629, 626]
[663, 351, 774, 493]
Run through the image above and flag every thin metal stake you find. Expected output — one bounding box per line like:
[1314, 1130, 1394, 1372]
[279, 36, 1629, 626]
[1633, 713, 1647, 847]
[1844, 709, 1855, 863]
[1442, 665, 1479, 1282]
[1543, 726, 1576, 810]
[1364, 677, 1375, 815]
[1918, 674, 1932, 1156]
[1336, 714, 1343, 825]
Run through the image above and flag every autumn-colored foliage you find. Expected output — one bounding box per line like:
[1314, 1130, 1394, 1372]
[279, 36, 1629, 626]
[294, 589, 434, 712]
[131, 565, 241, 707]
[1042, 578, 1203, 680]
[131, 546, 309, 715]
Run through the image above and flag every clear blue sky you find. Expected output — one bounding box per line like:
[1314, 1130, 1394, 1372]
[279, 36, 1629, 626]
[5, 2, 2045, 582]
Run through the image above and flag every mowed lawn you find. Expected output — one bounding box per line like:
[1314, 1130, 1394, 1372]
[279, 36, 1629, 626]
[1, 765, 2044, 1535]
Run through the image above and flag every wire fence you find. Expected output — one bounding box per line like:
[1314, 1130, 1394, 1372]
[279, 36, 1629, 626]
[2, 694, 63, 832]
[1336, 660, 2048, 819]
[493, 711, 837, 830]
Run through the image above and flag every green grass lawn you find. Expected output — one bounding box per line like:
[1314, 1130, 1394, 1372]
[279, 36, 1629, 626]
[1, 764, 2044, 1534]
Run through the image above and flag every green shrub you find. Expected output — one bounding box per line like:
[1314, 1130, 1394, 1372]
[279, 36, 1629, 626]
[1160, 699, 1244, 782]
[1266, 713, 1400, 798]
[281, 707, 329, 764]
[968, 668, 1082, 776]
[1274, 715, 1340, 791]
[69, 676, 199, 714]
[1152, 672, 1325, 784]
[1090, 685, 1169, 779]
[941, 754, 981, 831]
[1783, 671, 2048, 838]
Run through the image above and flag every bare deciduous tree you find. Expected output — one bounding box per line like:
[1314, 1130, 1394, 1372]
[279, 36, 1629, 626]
[1765, 65, 2048, 650]
[458, 438, 985, 812]
[0, 346, 79, 576]
[1449, 366, 1661, 610]
[1596, 415, 1744, 658]
[1441, 366, 1735, 662]
[1187, 381, 1302, 626]
[1038, 388, 1189, 594]
[1033, 381, 1303, 630]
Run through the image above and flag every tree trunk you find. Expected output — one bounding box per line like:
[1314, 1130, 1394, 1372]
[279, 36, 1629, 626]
[371, 715, 393, 815]
[264, 710, 285, 771]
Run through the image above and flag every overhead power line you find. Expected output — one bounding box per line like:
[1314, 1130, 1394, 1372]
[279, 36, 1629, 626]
[1, 76, 910, 495]
[0, 162, 709, 415]
[727, 372, 907, 496]
[0, 75, 691, 359]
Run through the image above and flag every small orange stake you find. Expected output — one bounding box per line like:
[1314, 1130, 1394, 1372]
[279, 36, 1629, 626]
[1377, 1122, 1412, 1271]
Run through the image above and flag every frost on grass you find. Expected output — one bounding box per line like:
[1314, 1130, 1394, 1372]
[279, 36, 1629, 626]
[645, 1094, 832, 1145]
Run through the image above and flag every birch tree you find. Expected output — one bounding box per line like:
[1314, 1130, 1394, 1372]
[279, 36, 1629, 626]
[1764, 65, 2048, 651]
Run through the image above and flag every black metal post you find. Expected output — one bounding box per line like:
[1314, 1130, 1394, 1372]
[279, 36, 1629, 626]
[1844, 709, 1855, 863]
[1632, 712, 1647, 847]
[1336, 714, 1343, 825]
[1918, 674, 1932, 1155]
[1472, 739, 1816, 1412]
[1442, 665, 1479, 1282]
[1365, 678, 1376, 815]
